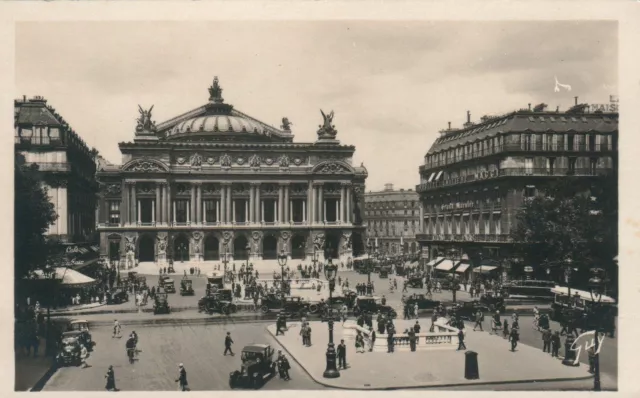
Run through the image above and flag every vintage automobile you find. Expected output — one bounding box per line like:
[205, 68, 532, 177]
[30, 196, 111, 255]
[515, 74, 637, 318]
[109, 289, 129, 305]
[406, 276, 424, 289]
[180, 279, 195, 296]
[379, 269, 389, 279]
[331, 289, 358, 309]
[198, 291, 237, 315]
[260, 295, 311, 317]
[67, 319, 93, 350]
[479, 292, 506, 313]
[404, 294, 440, 310]
[229, 344, 277, 389]
[163, 278, 176, 294]
[448, 300, 489, 321]
[153, 292, 171, 315]
[56, 334, 83, 366]
[549, 286, 617, 337]
[352, 296, 397, 318]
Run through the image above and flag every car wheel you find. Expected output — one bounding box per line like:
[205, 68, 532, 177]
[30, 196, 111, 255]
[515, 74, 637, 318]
[309, 304, 318, 314]
[261, 305, 269, 314]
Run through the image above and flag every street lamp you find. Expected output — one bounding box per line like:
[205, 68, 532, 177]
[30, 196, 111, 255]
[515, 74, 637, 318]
[588, 267, 605, 391]
[245, 243, 251, 274]
[222, 244, 229, 284]
[311, 249, 319, 277]
[447, 248, 458, 303]
[366, 241, 373, 284]
[322, 252, 340, 379]
[278, 249, 288, 298]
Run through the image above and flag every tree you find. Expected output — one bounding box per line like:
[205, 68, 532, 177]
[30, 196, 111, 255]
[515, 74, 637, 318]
[14, 153, 58, 280]
[510, 175, 617, 290]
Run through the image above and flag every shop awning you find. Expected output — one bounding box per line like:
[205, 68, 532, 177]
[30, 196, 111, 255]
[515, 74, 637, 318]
[455, 263, 471, 273]
[30, 267, 96, 287]
[435, 171, 444, 181]
[426, 256, 445, 266]
[427, 173, 436, 182]
[435, 259, 456, 271]
[473, 265, 498, 273]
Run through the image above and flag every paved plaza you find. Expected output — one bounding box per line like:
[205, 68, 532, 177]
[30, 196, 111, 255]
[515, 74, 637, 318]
[267, 320, 597, 389]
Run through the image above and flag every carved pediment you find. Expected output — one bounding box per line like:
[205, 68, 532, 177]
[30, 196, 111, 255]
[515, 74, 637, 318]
[123, 158, 169, 173]
[312, 161, 353, 175]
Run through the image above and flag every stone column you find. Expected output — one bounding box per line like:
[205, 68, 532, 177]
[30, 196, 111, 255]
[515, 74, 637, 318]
[255, 184, 261, 224]
[249, 184, 255, 223]
[155, 184, 161, 224]
[226, 184, 232, 223]
[196, 183, 202, 224]
[244, 200, 248, 223]
[137, 200, 142, 224]
[346, 185, 352, 223]
[130, 182, 137, 225]
[419, 203, 424, 233]
[307, 181, 313, 224]
[274, 200, 278, 223]
[121, 181, 128, 225]
[283, 184, 290, 224]
[220, 185, 226, 224]
[173, 201, 176, 224]
[152, 200, 155, 223]
[232, 200, 236, 223]
[261, 201, 265, 223]
[318, 183, 324, 224]
[216, 200, 220, 223]
[302, 200, 307, 223]
[335, 200, 339, 223]
[278, 185, 284, 224]
[190, 184, 196, 224]
[340, 184, 346, 223]
[166, 183, 172, 225]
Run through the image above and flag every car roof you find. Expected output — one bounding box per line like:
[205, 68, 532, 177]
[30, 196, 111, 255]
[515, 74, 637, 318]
[70, 320, 88, 324]
[243, 344, 270, 353]
[63, 330, 83, 336]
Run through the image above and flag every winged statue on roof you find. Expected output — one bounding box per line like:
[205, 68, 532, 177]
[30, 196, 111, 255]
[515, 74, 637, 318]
[136, 105, 156, 132]
[317, 109, 338, 139]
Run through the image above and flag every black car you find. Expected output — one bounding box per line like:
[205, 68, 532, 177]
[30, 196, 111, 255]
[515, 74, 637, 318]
[198, 291, 237, 315]
[109, 289, 129, 305]
[153, 292, 171, 315]
[330, 290, 358, 309]
[260, 295, 311, 317]
[449, 300, 489, 321]
[353, 296, 397, 318]
[479, 293, 506, 312]
[229, 344, 277, 389]
[404, 293, 440, 310]
[406, 276, 424, 289]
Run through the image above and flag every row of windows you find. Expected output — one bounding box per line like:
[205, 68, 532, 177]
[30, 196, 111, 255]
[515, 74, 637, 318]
[365, 200, 418, 209]
[365, 209, 417, 216]
[424, 215, 502, 235]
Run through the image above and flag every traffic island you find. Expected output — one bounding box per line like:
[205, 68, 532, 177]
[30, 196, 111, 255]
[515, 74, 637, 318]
[266, 320, 593, 390]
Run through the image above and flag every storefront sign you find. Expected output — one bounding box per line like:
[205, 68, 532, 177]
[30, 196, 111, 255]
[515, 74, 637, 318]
[66, 246, 82, 254]
[441, 200, 476, 211]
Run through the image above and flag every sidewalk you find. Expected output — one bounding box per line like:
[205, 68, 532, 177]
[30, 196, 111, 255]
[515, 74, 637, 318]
[14, 338, 55, 391]
[267, 320, 592, 389]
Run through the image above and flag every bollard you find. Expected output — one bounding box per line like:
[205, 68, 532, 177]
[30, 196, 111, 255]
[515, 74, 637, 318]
[464, 351, 479, 379]
[562, 334, 579, 366]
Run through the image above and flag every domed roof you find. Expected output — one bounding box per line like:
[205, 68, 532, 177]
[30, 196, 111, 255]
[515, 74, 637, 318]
[158, 77, 292, 143]
[169, 114, 272, 136]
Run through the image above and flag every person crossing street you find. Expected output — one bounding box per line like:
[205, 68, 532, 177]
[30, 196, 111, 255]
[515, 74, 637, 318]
[223, 332, 235, 356]
[473, 310, 484, 331]
[175, 363, 189, 391]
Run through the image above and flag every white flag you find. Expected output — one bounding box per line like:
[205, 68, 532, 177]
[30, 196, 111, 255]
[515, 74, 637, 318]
[554, 76, 572, 92]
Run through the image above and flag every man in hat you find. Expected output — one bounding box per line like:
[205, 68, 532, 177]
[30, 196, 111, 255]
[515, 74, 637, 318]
[223, 332, 235, 356]
[175, 363, 189, 391]
[337, 339, 347, 369]
[473, 309, 484, 332]
[277, 351, 291, 380]
[105, 365, 116, 391]
[457, 328, 467, 351]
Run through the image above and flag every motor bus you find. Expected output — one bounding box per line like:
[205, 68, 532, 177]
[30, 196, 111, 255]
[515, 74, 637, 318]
[505, 279, 556, 300]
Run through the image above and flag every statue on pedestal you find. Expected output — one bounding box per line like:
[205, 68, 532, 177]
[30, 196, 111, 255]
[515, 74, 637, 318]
[317, 109, 338, 140]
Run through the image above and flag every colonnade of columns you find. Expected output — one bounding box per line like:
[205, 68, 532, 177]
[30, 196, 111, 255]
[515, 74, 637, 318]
[112, 180, 354, 226]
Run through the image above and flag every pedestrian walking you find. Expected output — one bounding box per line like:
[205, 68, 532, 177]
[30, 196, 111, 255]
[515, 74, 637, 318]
[457, 328, 467, 351]
[80, 344, 90, 368]
[175, 363, 189, 391]
[413, 303, 419, 319]
[369, 327, 376, 352]
[105, 365, 116, 391]
[223, 332, 235, 356]
[551, 331, 561, 357]
[509, 328, 519, 351]
[112, 320, 121, 338]
[502, 319, 510, 339]
[337, 339, 347, 368]
[542, 328, 552, 353]
[473, 310, 484, 331]
[355, 333, 365, 353]
[278, 354, 291, 380]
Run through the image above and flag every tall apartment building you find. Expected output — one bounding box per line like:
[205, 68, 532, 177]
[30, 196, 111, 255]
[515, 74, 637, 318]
[415, 101, 618, 277]
[364, 183, 420, 255]
[15, 96, 98, 243]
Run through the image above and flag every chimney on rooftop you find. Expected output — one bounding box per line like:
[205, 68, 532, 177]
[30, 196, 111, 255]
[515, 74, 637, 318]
[575, 96, 578, 106]
[467, 111, 471, 124]
[23, 95, 26, 102]
[528, 103, 532, 111]
[448, 121, 451, 129]
[384, 183, 394, 192]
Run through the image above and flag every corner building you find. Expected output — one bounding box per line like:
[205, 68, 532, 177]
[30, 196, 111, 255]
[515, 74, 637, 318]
[96, 78, 367, 271]
[415, 104, 618, 278]
[364, 184, 420, 255]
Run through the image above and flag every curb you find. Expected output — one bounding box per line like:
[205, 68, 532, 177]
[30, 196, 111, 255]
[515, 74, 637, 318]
[88, 313, 278, 327]
[27, 360, 58, 392]
[265, 326, 593, 390]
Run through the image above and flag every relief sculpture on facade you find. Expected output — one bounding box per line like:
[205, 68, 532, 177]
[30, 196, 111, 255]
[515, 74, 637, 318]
[156, 234, 168, 255]
[316, 162, 350, 174]
[192, 231, 203, 254]
[190, 153, 203, 170]
[281, 231, 291, 253]
[251, 231, 263, 254]
[220, 153, 232, 168]
[249, 154, 261, 168]
[342, 232, 352, 252]
[313, 233, 325, 252]
[124, 234, 137, 269]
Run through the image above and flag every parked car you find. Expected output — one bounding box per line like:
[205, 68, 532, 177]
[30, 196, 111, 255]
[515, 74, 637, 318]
[198, 291, 237, 315]
[404, 294, 440, 310]
[67, 319, 93, 351]
[153, 292, 171, 315]
[260, 295, 311, 317]
[406, 276, 424, 289]
[479, 292, 506, 312]
[163, 278, 176, 294]
[180, 279, 195, 296]
[449, 300, 489, 321]
[352, 296, 397, 318]
[229, 344, 277, 389]
[109, 289, 129, 305]
[56, 334, 82, 366]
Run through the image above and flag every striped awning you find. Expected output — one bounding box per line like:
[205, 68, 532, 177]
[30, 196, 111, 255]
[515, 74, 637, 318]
[426, 256, 444, 266]
[455, 263, 471, 273]
[473, 265, 498, 273]
[435, 259, 456, 271]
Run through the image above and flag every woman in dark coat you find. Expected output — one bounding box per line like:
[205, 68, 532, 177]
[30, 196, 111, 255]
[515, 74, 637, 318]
[105, 365, 116, 391]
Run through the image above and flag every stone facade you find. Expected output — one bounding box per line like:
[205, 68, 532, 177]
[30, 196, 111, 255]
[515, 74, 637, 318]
[363, 183, 420, 255]
[96, 78, 367, 267]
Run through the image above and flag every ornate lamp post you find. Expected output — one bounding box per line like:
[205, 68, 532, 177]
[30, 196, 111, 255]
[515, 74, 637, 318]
[222, 244, 229, 284]
[446, 248, 459, 303]
[588, 267, 605, 391]
[322, 251, 340, 379]
[311, 249, 319, 276]
[366, 241, 373, 284]
[245, 243, 251, 273]
[278, 249, 288, 298]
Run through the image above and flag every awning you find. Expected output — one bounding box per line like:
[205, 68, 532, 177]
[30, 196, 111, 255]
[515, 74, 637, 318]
[30, 267, 96, 287]
[435, 259, 456, 271]
[455, 263, 471, 273]
[427, 173, 436, 182]
[435, 171, 444, 181]
[426, 256, 445, 266]
[473, 265, 498, 273]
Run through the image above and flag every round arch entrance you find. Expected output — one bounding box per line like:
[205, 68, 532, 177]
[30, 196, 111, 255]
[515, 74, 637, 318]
[173, 234, 190, 262]
[262, 235, 278, 260]
[204, 235, 219, 261]
[403, 242, 409, 254]
[324, 232, 340, 259]
[138, 234, 155, 262]
[108, 237, 121, 261]
[291, 234, 306, 260]
[234, 235, 249, 260]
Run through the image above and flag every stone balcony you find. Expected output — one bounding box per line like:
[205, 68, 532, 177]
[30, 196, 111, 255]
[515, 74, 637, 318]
[415, 233, 512, 243]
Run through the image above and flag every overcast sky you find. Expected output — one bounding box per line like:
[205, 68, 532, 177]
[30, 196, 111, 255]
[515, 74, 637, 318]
[15, 21, 617, 191]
